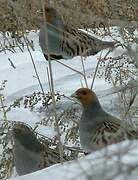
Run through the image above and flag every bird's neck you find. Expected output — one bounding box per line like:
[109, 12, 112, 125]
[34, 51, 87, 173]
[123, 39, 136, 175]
[49, 15, 63, 28]
[82, 99, 106, 124]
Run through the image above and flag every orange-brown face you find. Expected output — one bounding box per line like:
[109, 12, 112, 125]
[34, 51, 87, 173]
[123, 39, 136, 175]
[72, 88, 97, 108]
[45, 7, 57, 24]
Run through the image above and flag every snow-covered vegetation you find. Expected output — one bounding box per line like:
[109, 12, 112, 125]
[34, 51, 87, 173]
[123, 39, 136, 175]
[0, 1, 138, 180]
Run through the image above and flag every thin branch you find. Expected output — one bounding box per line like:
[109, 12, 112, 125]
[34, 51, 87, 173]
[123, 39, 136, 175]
[41, 0, 63, 163]
[80, 56, 88, 88]
[90, 51, 102, 89]
[0, 95, 7, 121]
[23, 35, 45, 95]
[46, 67, 52, 93]
[54, 59, 84, 76]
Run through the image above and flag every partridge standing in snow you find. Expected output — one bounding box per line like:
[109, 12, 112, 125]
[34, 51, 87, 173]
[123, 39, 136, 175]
[39, 7, 116, 60]
[12, 123, 47, 175]
[71, 88, 138, 152]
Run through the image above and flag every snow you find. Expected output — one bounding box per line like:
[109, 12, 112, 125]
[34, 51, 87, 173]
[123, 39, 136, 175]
[10, 140, 138, 180]
[0, 46, 120, 143]
[36, 125, 56, 139]
[0, 30, 138, 179]
[6, 108, 39, 125]
[0, 37, 117, 125]
[0, 50, 112, 100]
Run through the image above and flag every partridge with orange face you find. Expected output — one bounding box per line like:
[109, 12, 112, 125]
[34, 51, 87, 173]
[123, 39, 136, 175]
[71, 88, 138, 152]
[39, 7, 116, 60]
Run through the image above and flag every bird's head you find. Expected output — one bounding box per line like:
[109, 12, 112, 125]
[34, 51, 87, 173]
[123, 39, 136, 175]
[45, 7, 59, 24]
[12, 123, 44, 152]
[71, 88, 98, 108]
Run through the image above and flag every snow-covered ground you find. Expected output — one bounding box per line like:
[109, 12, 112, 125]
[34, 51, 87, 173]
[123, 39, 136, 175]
[0, 30, 138, 179]
[10, 140, 138, 180]
[0, 32, 119, 128]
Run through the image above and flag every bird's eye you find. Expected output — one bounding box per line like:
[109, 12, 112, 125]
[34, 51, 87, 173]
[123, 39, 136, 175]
[45, 8, 50, 12]
[82, 91, 87, 95]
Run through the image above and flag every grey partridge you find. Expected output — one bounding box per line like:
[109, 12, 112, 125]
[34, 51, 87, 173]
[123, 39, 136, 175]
[12, 123, 46, 175]
[71, 88, 138, 152]
[39, 8, 116, 60]
[12, 123, 74, 175]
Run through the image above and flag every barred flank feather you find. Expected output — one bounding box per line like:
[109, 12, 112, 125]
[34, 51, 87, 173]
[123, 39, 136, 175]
[92, 120, 138, 148]
[39, 8, 116, 60]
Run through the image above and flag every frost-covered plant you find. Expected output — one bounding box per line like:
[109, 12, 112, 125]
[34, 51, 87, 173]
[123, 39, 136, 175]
[0, 84, 82, 179]
[0, 81, 14, 179]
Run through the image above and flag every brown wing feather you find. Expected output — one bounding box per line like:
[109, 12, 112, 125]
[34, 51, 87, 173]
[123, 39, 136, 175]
[91, 120, 138, 147]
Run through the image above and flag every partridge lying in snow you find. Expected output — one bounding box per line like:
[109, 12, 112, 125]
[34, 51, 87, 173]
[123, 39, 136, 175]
[71, 88, 138, 152]
[12, 123, 46, 175]
[39, 7, 116, 60]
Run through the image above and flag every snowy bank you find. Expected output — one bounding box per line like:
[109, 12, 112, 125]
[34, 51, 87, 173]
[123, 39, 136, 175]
[11, 140, 138, 180]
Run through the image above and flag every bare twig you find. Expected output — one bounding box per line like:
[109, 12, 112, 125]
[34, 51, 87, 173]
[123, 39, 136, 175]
[0, 95, 7, 121]
[46, 67, 52, 93]
[23, 35, 45, 95]
[90, 51, 102, 89]
[41, 0, 63, 163]
[80, 56, 88, 88]
[54, 59, 84, 76]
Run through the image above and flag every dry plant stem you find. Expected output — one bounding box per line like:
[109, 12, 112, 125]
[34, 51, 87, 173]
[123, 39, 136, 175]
[2, 33, 16, 53]
[90, 51, 102, 89]
[110, 75, 123, 115]
[54, 59, 84, 76]
[41, 0, 63, 163]
[23, 35, 45, 95]
[124, 91, 137, 118]
[63, 95, 81, 105]
[46, 67, 52, 93]
[80, 79, 84, 87]
[118, 57, 132, 119]
[80, 56, 88, 88]
[0, 95, 7, 121]
[90, 48, 113, 90]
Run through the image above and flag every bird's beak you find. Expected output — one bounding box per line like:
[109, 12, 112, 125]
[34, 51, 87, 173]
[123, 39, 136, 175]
[71, 92, 78, 98]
